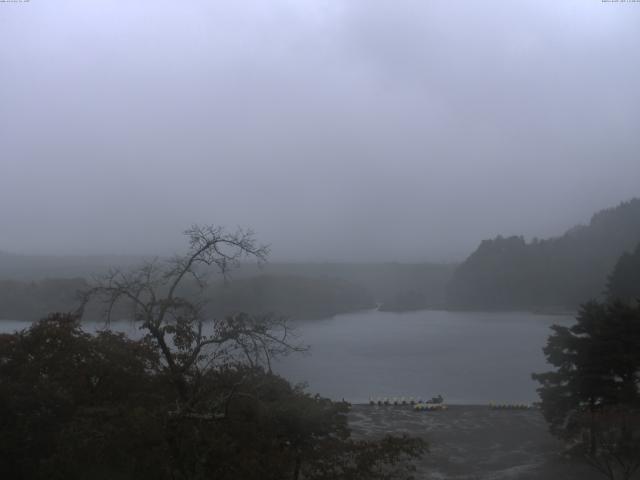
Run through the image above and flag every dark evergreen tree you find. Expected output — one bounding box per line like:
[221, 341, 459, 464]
[607, 242, 640, 304]
[533, 301, 640, 479]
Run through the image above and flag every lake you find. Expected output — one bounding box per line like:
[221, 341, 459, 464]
[0, 309, 572, 405]
[275, 309, 572, 404]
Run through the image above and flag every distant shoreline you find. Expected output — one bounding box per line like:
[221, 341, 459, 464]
[1, 306, 577, 324]
[375, 305, 576, 317]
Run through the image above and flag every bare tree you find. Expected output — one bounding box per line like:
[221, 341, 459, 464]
[79, 225, 304, 403]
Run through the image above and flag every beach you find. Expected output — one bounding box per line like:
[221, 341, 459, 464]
[348, 405, 600, 480]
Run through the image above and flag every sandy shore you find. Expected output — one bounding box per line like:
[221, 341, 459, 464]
[348, 405, 601, 480]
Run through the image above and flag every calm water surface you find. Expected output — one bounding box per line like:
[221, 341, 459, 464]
[274, 309, 572, 404]
[1, 309, 572, 405]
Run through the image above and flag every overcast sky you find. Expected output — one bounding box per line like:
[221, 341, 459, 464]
[1, 0, 639, 261]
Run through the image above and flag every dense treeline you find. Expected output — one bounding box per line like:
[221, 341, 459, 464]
[207, 275, 374, 319]
[0, 262, 455, 320]
[0, 253, 455, 302]
[251, 263, 455, 311]
[0, 278, 88, 320]
[0, 275, 373, 322]
[447, 199, 640, 310]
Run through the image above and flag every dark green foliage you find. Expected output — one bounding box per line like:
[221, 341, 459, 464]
[533, 301, 640, 479]
[533, 301, 640, 434]
[447, 199, 640, 310]
[0, 313, 169, 479]
[0, 314, 425, 480]
[607, 242, 640, 303]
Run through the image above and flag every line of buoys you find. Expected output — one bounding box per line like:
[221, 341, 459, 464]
[368, 397, 419, 406]
[489, 402, 532, 410]
[414, 403, 447, 411]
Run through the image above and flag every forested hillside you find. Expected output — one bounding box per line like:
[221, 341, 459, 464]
[607, 241, 640, 302]
[446, 199, 640, 310]
[0, 275, 373, 322]
[206, 274, 374, 319]
[0, 278, 88, 321]
[250, 263, 455, 311]
[0, 256, 454, 319]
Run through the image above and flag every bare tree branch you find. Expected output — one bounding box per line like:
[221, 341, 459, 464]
[80, 224, 302, 406]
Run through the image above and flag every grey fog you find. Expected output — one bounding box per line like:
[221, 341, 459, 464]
[2, 0, 639, 261]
